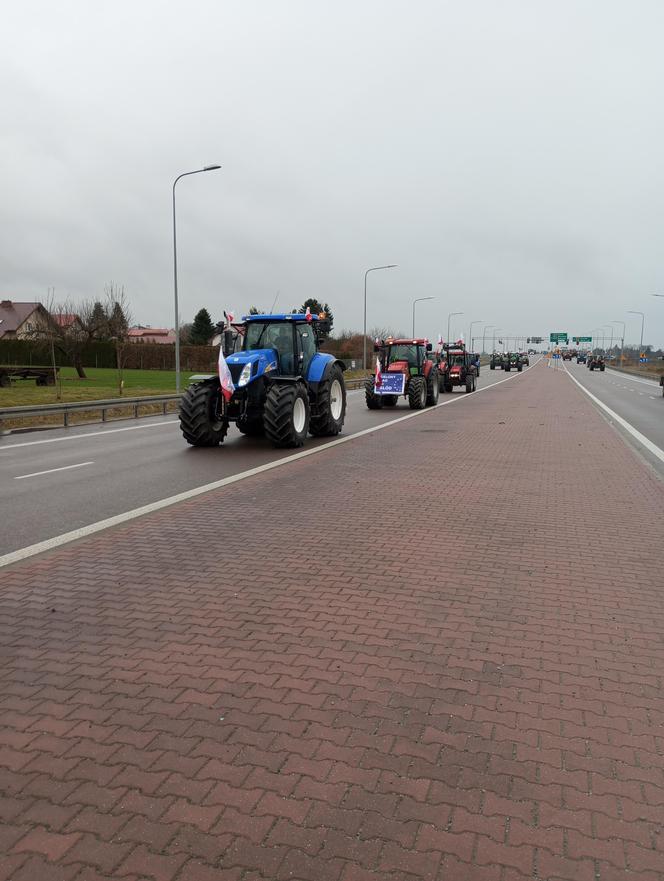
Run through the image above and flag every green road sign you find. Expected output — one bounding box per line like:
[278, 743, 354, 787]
[550, 332, 569, 343]
[573, 336, 592, 343]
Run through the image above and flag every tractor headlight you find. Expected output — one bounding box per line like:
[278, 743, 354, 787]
[237, 363, 252, 387]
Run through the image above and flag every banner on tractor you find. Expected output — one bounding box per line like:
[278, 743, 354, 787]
[375, 373, 405, 395]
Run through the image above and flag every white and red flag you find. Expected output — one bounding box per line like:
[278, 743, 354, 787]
[375, 356, 382, 389]
[436, 334, 443, 353]
[305, 306, 313, 322]
[218, 346, 235, 403]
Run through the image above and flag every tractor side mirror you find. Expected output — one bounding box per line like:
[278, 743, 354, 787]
[426, 343, 432, 352]
[223, 329, 235, 356]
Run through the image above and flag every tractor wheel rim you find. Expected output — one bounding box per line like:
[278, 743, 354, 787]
[330, 379, 342, 420]
[293, 396, 306, 433]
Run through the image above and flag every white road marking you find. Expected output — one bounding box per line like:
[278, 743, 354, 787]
[0, 420, 180, 451]
[564, 367, 664, 465]
[0, 367, 529, 568]
[14, 462, 94, 480]
[605, 368, 659, 387]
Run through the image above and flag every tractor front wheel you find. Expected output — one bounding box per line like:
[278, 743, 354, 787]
[408, 376, 427, 410]
[426, 369, 439, 406]
[365, 378, 384, 409]
[465, 375, 473, 393]
[179, 381, 229, 447]
[383, 395, 398, 407]
[310, 365, 346, 436]
[264, 383, 310, 448]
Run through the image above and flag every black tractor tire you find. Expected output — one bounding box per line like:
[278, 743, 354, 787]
[444, 380, 453, 393]
[408, 375, 427, 410]
[310, 364, 346, 436]
[490, 364, 495, 370]
[264, 382, 310, 448]
[426, 369, 440, 406]
[590, 365, 594, 371]
[600, 365, 605, 372]
[465, 376, 473, 393]
[518, 365, 523, 372]
[179, 381, 229, 447]
[383, 395, 398, 407]
[237, 415, 264, 437]
[504, 365, 511, 372]
[365, 377, 384, 409]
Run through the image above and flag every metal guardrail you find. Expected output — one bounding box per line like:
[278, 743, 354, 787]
[0, 394, 181, 431]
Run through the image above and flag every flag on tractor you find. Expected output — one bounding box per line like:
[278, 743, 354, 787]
[375, 356, 382, 389]
[218, 347, 235, 402]
[305, 306, 313, 322]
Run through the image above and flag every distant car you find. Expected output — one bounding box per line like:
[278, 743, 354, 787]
[576, 352, 587, 364]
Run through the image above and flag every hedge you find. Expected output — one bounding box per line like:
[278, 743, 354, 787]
[0, 340, 216, 371]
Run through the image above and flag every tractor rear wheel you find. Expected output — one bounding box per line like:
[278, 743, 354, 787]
[310, 364, 346, 436]
[237, 415, 264, 436]
[383, 395, 398, 406]
[408, 376, 427, 410]
[465, 375, 473, 393]
[426, 368, 439, 406]
[365, 378, 384, 409]
[179, 381, 229, 447]
[264, 382, 310, 448]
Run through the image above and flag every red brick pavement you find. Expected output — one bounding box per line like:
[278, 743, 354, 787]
[1, 364, 663, 881]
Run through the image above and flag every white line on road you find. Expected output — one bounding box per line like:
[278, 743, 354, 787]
[605, 368, 659, 387]
[0, 367, 530, 568]
[0, 420, 179, 451]
[565, 368, 664, 465]
[14, 462, 94, 480]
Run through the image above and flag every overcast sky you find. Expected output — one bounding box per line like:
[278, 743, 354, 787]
[2, 0, 663, 347]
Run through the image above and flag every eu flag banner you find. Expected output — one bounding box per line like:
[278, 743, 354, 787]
[375, 373, 405, 395]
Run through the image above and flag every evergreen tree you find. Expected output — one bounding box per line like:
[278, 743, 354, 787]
[90, 300, 109, 339]
[190, 308, 215, 344]
[249, 305, 264, 314]
[300, 298, 334, 339]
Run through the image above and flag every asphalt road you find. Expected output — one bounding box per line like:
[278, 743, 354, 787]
[0, 362, 537, 556]
[562, 360, 664, 473]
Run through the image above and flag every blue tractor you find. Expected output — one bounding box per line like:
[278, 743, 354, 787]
[179, 313, 347, 448]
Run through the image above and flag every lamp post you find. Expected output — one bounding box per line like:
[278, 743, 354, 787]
[482, 325, 495, 354]
[627, 310, 645, 353]
[611, 320, 626, 364]
[363, 264, 397, 370]
[447, 311, 463, 345]
[173, 164, 221, 393]
[468, 320, 482, 352]
[412, 297, 435, 338]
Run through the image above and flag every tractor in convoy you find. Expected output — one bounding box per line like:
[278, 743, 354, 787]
[503, 352, 523, 372]
[576, 351, 587, 364]
[365, 338, 438, 410]
[588, 353, 606, 371]
[490, 352, 504, 370]
[437, 343, 477, 393]
[562, 350, 574, 361]
[179, 313, 346, 448]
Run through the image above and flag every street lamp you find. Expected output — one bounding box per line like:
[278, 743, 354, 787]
[482, 325, 495, 354]
[447, 311, 463, 345]
[627, 310, 645, 353]
[468, 320, 482, 352]
[611, 320, 626, 364]
[412, 297, 435, 338]
[363, 265, 397, 370]
[173, 164, 221, 393]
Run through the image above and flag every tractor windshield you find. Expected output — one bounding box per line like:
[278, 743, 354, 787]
[388, 345, 418, 366]
[244, 322, 293, 354]
[449, 354, 465, 366]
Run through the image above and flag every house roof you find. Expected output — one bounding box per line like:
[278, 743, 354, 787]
[52, 313, 79, 327]
[128, 327, 171, 337]
[0, 301, 43, 336]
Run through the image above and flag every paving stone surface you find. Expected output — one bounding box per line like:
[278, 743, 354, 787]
[1, 363, 663, 880]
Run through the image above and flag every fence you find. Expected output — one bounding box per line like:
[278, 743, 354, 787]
[0, 340, 217, 372]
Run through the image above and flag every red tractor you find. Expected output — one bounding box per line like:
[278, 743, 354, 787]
[365, 338, 439, 410]
[437, 343, 478, 393]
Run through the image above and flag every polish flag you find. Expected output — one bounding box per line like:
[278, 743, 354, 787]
[436, 334, 443, 353]
[375, 356, 382, 389]
[305, 306, 313, 322]
[218, 346, 235, 403]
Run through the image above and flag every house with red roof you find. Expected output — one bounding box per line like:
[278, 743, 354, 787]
[128, 326, 176, 344]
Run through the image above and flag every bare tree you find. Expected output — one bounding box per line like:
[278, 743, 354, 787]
[104, 283, 133, 394]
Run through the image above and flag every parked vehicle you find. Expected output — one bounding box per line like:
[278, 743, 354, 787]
[365, 337, 438, 410]
[179, 313, 346, 448]
[588, 354, 606, 371]
[490, 352, 504, 370]
[437, 344, 477, 393]
[503, 352, 523, 372]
